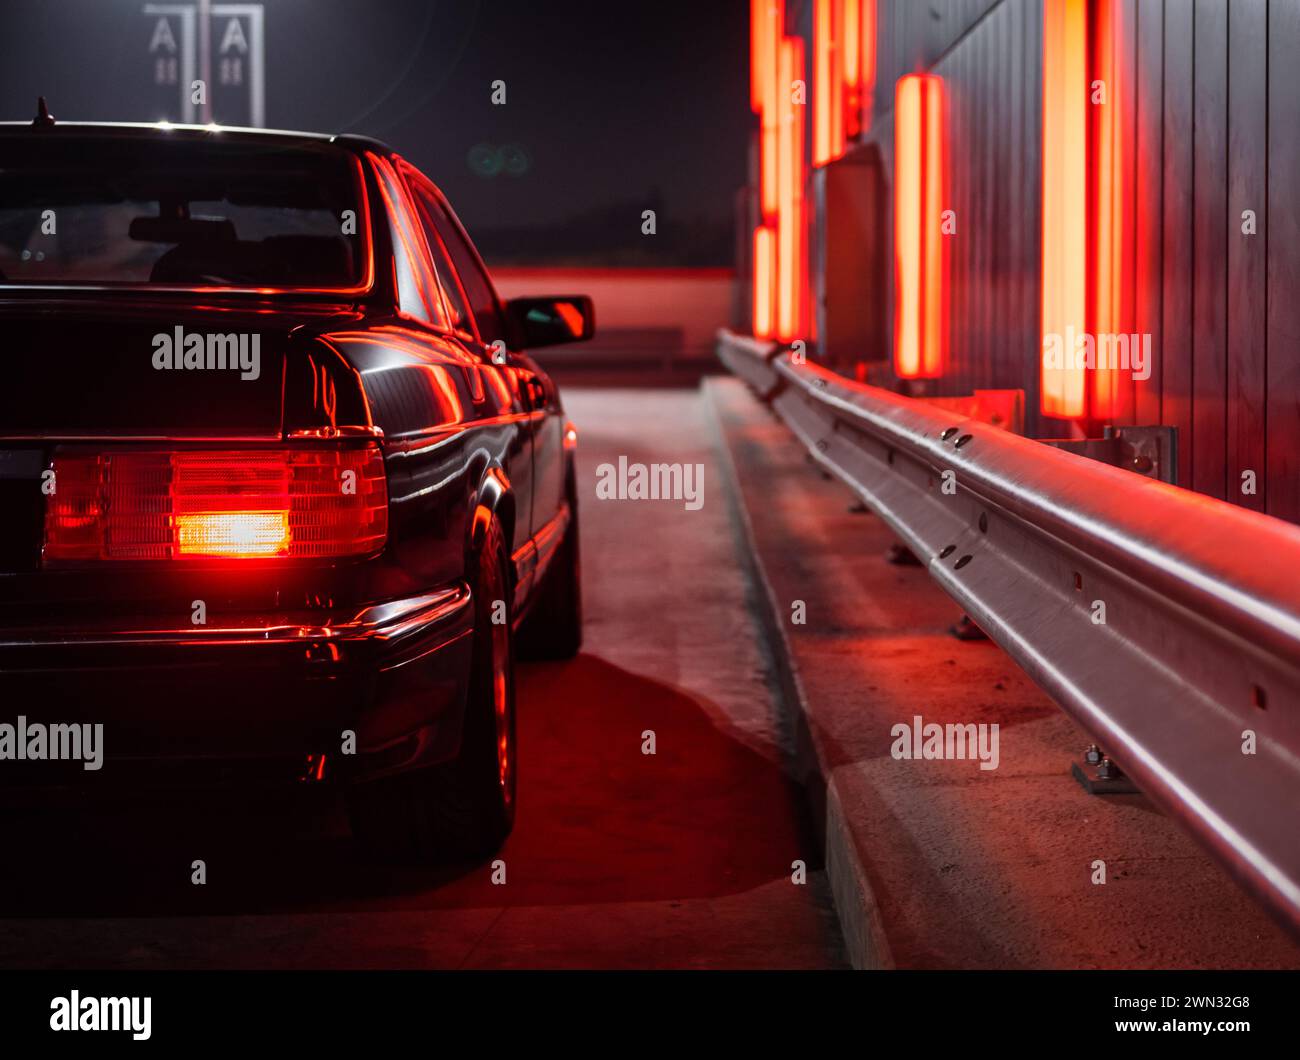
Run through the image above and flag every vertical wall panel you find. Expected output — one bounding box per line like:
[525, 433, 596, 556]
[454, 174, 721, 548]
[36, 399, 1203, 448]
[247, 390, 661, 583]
[958, 36, 973, 396]
[956, 28, 977, 395]
[946, 39, 967, 392]
[974, 2, 987, 386]
[918, 0, 1035, 409]
[1000, 0, 1020, 392]
[1267, 0, 1300, 523]
[1023, 0, 1043, 424]
[835, 0, 1293, 518]
[1162, 1, 1194, 487]
[949, 28, 968, 395]
[1112, 0, 1139, 426]
[1133, 0, 1164, 427]
[1008, 0, 1024, 400]
[1191, 0, 1228, 500]
[958, 23, 973, 395]
[976, 22, 992, 394]
[1227, 0, 1268, 512]
[996, 4, 1011, 392]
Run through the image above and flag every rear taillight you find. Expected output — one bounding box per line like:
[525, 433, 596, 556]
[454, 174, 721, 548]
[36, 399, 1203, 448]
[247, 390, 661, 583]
[44, 446, 387, 562]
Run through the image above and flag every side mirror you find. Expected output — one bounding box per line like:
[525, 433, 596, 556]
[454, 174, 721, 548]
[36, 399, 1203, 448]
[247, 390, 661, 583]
[505, 295, 595, 349]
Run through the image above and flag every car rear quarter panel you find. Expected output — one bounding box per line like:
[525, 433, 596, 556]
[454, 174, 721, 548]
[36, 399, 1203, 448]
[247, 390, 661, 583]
[317, 322, 533, 604]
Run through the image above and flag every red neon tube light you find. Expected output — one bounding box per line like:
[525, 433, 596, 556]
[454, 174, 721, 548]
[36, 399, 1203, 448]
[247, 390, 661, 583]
[893, 73, 945, 379]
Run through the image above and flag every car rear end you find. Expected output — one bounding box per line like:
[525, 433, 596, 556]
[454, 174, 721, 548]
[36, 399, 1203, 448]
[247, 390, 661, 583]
[0, 126, 473, 793]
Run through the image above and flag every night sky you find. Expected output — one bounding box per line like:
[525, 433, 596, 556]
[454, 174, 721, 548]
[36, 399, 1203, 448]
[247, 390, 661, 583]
[0, 0, 750, 265]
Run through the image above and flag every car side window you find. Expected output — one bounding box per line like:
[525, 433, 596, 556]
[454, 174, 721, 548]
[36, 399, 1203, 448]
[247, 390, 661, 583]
[371, 153, 449, 329]
[405, 186, 475, 342]
[430, 205, 507, 347]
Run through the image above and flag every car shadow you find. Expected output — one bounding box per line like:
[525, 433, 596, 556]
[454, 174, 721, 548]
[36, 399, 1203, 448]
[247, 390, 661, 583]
[0, 654, 821, 921]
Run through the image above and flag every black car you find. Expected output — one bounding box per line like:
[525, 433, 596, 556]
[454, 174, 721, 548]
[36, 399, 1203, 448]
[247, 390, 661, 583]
[0, 119, 592, 861]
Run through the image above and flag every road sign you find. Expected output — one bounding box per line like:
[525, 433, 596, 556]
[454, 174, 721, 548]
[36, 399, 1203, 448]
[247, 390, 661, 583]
[141, 2, 263, 127]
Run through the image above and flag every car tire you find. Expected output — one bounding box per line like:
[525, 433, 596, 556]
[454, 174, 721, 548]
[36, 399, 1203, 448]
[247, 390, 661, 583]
[347, 517, 517, 864]
[516, 490, 582, 661]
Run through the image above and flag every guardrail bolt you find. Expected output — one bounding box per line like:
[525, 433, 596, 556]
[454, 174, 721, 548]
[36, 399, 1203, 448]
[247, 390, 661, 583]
[1071, 746, 1139, 795]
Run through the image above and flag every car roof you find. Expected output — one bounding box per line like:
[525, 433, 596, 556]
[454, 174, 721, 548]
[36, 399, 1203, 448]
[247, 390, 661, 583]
[0, 120, 396, 158]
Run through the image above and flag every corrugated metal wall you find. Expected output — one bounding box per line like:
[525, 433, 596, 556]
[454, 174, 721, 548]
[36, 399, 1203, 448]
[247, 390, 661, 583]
[820, 0, 1300, 522]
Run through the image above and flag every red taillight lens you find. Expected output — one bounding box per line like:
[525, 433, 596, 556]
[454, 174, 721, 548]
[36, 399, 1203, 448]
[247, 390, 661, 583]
[44, 446, 387, 562]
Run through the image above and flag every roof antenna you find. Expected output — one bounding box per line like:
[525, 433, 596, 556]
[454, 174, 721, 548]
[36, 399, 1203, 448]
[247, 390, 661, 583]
[32, 96, 55, 128]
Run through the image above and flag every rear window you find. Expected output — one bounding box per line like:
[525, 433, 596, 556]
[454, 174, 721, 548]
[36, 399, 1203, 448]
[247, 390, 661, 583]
[0, 132, 367, 289]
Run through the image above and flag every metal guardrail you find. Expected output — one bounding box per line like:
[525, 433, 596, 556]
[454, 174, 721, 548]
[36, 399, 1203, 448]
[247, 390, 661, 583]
[717, 328, 1300, 935]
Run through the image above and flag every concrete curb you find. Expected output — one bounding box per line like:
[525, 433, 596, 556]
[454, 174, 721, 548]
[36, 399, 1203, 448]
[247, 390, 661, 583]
[703, 377, 895, 970]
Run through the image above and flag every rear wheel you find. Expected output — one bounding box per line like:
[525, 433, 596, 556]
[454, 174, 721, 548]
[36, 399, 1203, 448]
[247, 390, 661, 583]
[348, 518, 516, 863]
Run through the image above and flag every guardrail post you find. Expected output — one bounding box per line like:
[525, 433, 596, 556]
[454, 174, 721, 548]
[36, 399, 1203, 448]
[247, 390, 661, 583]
[1042, 425, 1179, 484]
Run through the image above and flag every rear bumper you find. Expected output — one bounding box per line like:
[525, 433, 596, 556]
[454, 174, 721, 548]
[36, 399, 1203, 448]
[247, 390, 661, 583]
[0, 583, 475, 789]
